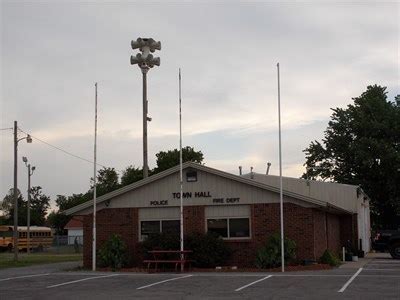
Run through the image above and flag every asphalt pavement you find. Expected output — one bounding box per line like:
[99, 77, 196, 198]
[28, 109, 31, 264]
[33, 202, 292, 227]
[1, 254, 399, 299]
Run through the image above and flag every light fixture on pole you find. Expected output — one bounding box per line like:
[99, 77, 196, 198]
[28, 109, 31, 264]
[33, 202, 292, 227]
[13, 121, 32, 261]
[130, 37, 161, 178]
[22, 156, 35, 254]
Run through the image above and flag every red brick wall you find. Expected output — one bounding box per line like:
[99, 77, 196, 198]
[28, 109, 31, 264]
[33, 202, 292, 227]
[183, 206, 205, 235]
[340, 214, 359, 252]
[327, 213, 341, 256]
[226, 203, 315, 267]
[82, 204, 353, 268]
[83, 208, 138, 268]
[313, 210, 328, 259]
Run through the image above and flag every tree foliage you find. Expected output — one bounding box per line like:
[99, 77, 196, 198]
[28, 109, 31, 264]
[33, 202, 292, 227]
[154, 146, 204, 173]
[92, 167, 120, 197]
[303, 85, 400, 229]
[1, 187, 50, 226]
[121, 165, 143, 186]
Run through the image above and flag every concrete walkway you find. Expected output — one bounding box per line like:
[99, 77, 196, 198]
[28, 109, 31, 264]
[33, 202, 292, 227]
[339, 252, 391, 269]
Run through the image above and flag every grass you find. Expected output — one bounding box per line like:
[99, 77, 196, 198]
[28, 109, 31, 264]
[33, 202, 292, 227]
[0, 246, 82, 269]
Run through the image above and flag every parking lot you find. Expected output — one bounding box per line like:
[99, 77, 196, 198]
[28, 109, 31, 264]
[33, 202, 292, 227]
[1, 256, 399, 299]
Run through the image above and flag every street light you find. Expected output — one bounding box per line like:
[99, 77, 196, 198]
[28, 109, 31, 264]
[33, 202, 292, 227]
[13, 121, 32, 261]
[22, 156, 35, 254]
[130, 37, 161, 178]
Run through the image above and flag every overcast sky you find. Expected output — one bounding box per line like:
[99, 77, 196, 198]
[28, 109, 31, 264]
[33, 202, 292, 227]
[1, 1, 399, 210]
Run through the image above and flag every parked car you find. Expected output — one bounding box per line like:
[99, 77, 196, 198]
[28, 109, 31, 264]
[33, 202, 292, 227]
[372, 229, 400, 259]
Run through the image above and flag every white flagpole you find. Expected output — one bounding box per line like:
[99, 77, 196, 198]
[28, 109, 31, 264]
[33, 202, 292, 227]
[277, 63, 285, 272]
[92, 82, 98, 271]
[179, 68, 184, 272]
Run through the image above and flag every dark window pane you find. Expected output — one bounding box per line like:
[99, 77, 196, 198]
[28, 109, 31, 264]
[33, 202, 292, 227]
[162, 220, 180, 234]
[186, 171, 197, 182]
[229, 218, 250, 238]
[207, 219, 228, 238]
[141, 221, 160, 239]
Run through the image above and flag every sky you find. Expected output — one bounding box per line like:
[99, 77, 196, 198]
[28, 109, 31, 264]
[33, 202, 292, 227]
[1, 1, 399, 211]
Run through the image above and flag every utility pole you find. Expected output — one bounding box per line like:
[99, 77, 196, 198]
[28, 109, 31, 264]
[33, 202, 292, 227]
[142, 66, 149, 178]
[13, 121, 32, 261]
[13, 121, 18, 261]
[130, 37, 161, 178]
[27, 164, 31, 254]
[22, 156, 35, 254]
[277, 63, 285, 272]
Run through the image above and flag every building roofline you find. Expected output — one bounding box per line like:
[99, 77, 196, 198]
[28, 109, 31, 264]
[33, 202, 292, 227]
[64, 162, 353, 215]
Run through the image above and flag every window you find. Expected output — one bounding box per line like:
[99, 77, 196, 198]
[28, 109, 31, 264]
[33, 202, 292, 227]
[207, 217, 250, 239]
[207, 219, 228, 238]
[186, 171, 197, 182]
[140, 220, 180, 240]
[162, 220, 180, 234]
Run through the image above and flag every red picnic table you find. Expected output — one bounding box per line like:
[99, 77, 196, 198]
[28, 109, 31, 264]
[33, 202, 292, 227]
[143, 250, 193, 272]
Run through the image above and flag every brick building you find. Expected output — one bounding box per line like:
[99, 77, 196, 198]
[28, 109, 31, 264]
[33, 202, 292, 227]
[65, 162, 370, 268]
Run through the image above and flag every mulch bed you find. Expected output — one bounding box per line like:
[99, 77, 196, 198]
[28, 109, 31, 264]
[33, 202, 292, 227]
[98, 263, 332, 273]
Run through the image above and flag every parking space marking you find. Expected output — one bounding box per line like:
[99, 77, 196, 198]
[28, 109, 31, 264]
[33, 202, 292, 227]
[362, 268, 400, 271]
[0, 273, 50, 282]
[47, 274, 119, 289]
[338, 268, 363, 293]
[136, 274, 193, 290]
[235, 275, 273, 292]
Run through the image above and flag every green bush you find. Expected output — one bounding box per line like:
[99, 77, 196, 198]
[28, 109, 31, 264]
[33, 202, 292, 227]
[138, 232, 231, 268]
[185, 232, 231, 268]
[319, 249, 341, 267]
[255, 233, 297, 269]
[98, 234, 127, 271]
[139, 232, 180, 259]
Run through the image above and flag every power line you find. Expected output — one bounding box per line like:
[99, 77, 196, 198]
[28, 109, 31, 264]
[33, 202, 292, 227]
[17, 127, 110, 169]
[0, 127, 13, 131]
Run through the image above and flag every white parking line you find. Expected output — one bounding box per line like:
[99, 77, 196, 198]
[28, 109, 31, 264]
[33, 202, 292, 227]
[47, 274, 119, 289]
[235, 275, 273, 292]
[338, 268, 363, 293]
[0, 273, 50, 282]
[136, 274, 193, 290]
[367, 263, 400, 266]
[362, 268, 400, 271]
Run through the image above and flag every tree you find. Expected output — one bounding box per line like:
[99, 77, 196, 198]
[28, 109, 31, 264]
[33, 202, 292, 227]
[29, 186, 50, 226]
[92, 167, 120, 197]
[303, 85, 400, 229]
[1, 188, 27, 225]
[121, 165, 143, 186]
[154, 146, 204, 173]
[47, 210, 70, 235]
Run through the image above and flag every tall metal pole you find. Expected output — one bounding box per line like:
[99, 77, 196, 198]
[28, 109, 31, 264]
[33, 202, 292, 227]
[277, 63, 285, 272]
[142, 68, 149, 178]
[92, 82, 98, 271]
[179, 68, 184, 272]
[27, 164, 31, 254]
[13, 120, 18, 261]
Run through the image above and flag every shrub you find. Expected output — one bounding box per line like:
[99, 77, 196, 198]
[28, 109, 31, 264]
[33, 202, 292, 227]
[138, 232, 231, 268]
[185, 232, 232, 268]
[139, 232, 180, 259]
[256, 233, 297, 269]
[320, 249, 341, 267]
[98, 234, 127, 271]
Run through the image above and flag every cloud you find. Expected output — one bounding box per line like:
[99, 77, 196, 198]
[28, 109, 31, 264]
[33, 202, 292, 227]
[1, 2, 399, 207]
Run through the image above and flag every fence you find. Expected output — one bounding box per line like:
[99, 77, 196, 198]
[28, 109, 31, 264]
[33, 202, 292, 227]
[52, 235, 83, 254]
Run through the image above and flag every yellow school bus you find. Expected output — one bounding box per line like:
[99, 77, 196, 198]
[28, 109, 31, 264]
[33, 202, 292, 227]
[0, 225, 52, 251]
